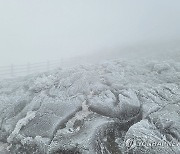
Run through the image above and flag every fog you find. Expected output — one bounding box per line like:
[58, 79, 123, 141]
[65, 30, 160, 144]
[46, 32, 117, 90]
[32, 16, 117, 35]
[0, 0, 180, 66]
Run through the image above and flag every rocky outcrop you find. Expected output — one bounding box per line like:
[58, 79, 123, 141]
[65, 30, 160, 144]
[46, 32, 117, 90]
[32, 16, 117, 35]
[0, 59, 180, 153]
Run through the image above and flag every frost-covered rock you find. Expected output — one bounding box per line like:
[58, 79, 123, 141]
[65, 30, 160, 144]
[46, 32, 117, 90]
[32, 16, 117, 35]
[153, 62, 174, 74]
[0, 142, 8, 154]
[0, 59, 179, 153]
[20, 98, 82, 139]
[149, 104, 180, 142]
[117, 89, 141, 119]
[124, 119, 179, 154]
[87, 90, 117, 118]
[124, 103, 180, 154]
[7, 111, 36, 143]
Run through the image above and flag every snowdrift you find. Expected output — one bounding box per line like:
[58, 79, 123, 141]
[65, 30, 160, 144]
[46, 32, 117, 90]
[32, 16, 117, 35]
[0, 59, 180, 154]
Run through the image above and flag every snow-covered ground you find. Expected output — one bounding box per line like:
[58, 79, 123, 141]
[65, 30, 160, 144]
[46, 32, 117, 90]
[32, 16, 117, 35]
[0, 57, 180, 153]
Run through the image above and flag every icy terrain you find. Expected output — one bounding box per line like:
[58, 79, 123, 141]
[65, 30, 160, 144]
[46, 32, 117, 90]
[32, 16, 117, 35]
[0, 59, 180, 154]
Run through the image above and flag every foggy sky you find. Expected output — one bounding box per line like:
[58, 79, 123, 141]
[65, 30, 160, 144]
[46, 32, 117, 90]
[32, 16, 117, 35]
[0, 0, 180, 66]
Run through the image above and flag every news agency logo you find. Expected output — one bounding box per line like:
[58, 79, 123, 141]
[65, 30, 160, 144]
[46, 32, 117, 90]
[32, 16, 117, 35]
[125, 138, 137, 151]
[125, 138, 180, 151]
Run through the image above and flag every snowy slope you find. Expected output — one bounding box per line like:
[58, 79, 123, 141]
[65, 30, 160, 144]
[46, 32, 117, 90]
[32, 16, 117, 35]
[0, 59, 180, 153]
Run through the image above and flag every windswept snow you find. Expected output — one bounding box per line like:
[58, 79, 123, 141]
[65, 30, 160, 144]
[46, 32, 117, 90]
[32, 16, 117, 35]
[0, 59, 180, 153]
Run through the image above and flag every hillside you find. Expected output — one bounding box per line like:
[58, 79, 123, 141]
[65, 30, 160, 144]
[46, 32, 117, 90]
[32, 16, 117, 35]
[0, 59, 180, 153]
